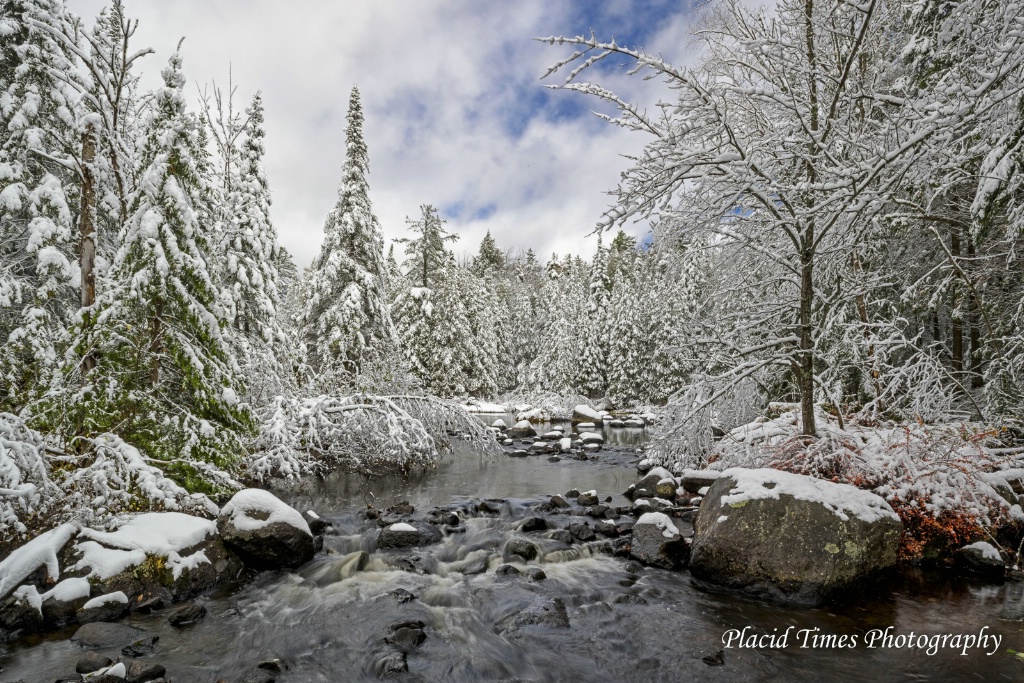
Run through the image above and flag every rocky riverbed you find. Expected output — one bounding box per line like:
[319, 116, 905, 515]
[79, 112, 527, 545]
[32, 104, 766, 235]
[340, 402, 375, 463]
[1, 417, 1023, 682]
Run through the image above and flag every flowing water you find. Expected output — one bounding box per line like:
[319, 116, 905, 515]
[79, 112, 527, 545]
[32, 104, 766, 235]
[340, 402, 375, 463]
[2, 417, 1024, 682]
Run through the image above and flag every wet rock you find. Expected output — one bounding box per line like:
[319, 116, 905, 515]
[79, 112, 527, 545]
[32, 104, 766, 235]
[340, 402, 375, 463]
[689, 469, 901, 606]
[126, 660, 166, 683]
[492, 418, 508, 429]
[508, 449, 528, 457]
[477, 500, 503, 515]
[378, 522, 443, 550]
[584, 444, 601, 453]
[954, 542, 1006, 581]
[595, 520, 619, 537]
[520, 517, 548, 533]
[76, 651, 113, 673]
[77, 591, 129, 624]
[122, 634, 159, 656]
[0, 589, 43, 641]
[302, 510, 333, 536]
[702, 650, 725, 666]
[525, 567, 546, 581]
[549, 495, 570, 509]
[71, 621, 148, 648]
[375, 651, 408, 676]
[499, 597, 569, 633]
[624, 561, 644, 573]
[609, 419, 626, 428]
[584, 504, 613, 519]
[577, 491, 599, 506]
[547, 530, 572, 544]
[218, 489, 315, 571]
[529, 442, 551, 454]
[451, 556, 489, 575]
[387, 620, 427, 651]
[391, 588, 417, 604]
[630, 513, 690, 570]
[505, 539, 540, 561]
[579, 432, 604, 445]
[505, 421, 538, 439]
[495, 564, 521, 577]
[131, 588, 172, 614]
[387, 502, 416, 516]
[168, 603, 207, 627]
[547, 455, 562, 463]
[565, 488, 581, 499]
[38, 577, 92, 629]
[613, 594, 648, 605]
[427, 509, 460, 526]
[540, 431, 563, 441]
[568, 522, 596, 542]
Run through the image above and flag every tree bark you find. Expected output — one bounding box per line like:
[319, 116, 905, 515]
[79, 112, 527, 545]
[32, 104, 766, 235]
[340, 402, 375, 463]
[950, 225, 963, 376]
[799, 240, 817, 435]
[79, 123, 98, 375]
[150, 299, 163, 388]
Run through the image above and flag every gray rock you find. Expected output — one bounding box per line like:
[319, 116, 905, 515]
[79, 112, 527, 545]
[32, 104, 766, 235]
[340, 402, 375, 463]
[568, 522, 596, 542]
[525, 567, 547, 581]
[655, 480, 677, 501]
[168, 603, 207, 627]
[0, 591, 43, 641]
[520, 517, 548, 532]
[689, 471, 902, 606]
[508, 449, 528, 457]
[387, 620, 427, 651]
[630, 518, 690, 570]
[76, 651, 113, 673]
[302, 510, 332, 536]
[71, 621, 148, 648]
[549, 495, 570, 509]
[499, 597, 569, 633]
[217, 490, 315, 571]
[577, 491, 599, 506]
[680, 470, 722, 494]
[495, 564, 521, 577]
[506, 539, 540, 561]
[954, 542, 1006, 581]
[77, 593, 128, 624]
[547, 530, 572, 544]
[122, 635, 159, 656]
[126, 661, 166, 683]
[378, 522, 443, 550]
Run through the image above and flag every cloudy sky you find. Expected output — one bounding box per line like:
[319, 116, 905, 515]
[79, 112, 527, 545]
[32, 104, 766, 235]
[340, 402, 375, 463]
[71, 1, 699, 268]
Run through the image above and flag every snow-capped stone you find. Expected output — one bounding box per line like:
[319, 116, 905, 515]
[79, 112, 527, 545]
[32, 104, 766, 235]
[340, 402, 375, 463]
[680, 469, 722, 494]
[491, 418, 507, 429]
[630, 513, 689, 570]
[572, 405, 604, 423]
[576, 421, 596, 430]
[218, 489, 314, 570]
[578, 432, 604, 445]
[559, 437, 572, 453]
[77, 591, 128, 624]
[540, 431, 563, 441]
[377, 522, 442, 549]
[954, 541, 1006, 580]
[689, 469, 901, 606]
[505, 420, 538, 438]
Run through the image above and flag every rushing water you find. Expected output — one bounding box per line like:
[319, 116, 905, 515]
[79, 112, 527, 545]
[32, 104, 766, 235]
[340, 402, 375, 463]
[2, 417, 1024, 682]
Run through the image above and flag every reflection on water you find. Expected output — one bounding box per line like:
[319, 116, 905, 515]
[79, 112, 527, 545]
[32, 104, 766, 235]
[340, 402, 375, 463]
[2, 421, 1024, 682]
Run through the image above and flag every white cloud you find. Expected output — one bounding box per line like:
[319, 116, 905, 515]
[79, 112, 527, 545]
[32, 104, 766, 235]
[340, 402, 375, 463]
[69, 0, 697, 266]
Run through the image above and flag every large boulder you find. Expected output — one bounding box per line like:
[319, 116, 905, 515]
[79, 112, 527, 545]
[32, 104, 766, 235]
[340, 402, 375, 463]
[505, 420, 538, 439]
[571, 405, 604, 424]
[689, 468, 901, 606]
[218, 489, 315, 570]
[69, 512, 245, 602]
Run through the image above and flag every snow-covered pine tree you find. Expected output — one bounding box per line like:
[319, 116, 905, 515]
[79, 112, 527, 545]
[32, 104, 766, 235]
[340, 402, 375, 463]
[300, 86, 395, 379]
[471, 230, 504, 276]
[578, 235, 611, 397]
[0, 0, 78, 411]
[74, 48, 250, 475]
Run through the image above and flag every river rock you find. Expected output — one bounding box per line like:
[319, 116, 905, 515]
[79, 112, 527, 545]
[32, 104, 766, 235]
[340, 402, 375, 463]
[387, 620, 427, 651]
[495, 564, 521, 577]
[568, 521, 596, 542]
[77, 591, 128, 624]
[526, 567, 546, 581]
[954, 541, 1006, 580]
[126, 660, 166, 683]
[499, 597, 569, 633]
[577, 490, 599, 506]
[218, 489, 315, 570]
[508, 449, 528, 457]
[76, 651, 114, 673]
[121, 634, 159, 656]
[520, 517, 548, 532]
[654, 479, 677, 501]
[491, 418, 507, 430]
[579, 431, 604, 445]
[571, 405, 604, 424]
[680, 469, 722, 494]
[689, 468, 902, 606]
[547, 529, 572, 544]
[71, 621, 148, 648]
[506, 539, 540, 561]
[302, 510, 333, 536]
[629, 513, 689, 570]
[0, 587, 43, 641]
[505, 421, 537, 438]
[540, 431, 563, 441]
[378, 522, 442, 549]
[168, 602, 207, 626]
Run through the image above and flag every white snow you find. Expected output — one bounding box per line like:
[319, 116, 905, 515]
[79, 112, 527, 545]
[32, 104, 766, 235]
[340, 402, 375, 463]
[512, 420, 532, 430]
[74, 512, 217, 580]
[637, 512, 680, 538]
[220, 489, 311, 535]
[306, 510, 320, 520]
[389, 522, 417, 533]
[645, 466, 674, 481]
[698, 486, 710, 496]
[40, 577, 91, 604]
[12, 585, 41, 613]
[573, 405, 603, 421]
[577, 422, 596, 429]
[0, 522, 79, 600]
[98, 662, 127, 678]
[559, 437, 572, 452]
[461, 401, 509, 413]
[82, 591, 128, 610]
[962, 541, 1001, 562]
[491, 419, 507, 429]
[717, 468, 900, 524]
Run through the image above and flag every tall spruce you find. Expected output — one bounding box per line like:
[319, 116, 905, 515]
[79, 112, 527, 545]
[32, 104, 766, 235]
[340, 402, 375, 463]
[300, 86, 395, 378]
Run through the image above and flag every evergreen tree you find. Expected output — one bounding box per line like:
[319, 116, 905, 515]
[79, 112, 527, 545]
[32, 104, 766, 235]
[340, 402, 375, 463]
[578, 236, 611, 397]
[74, 49, 249, 472]
[0, 0, 78, 411]
[472, 230, 504, 276]
[300, 86, 395, 377]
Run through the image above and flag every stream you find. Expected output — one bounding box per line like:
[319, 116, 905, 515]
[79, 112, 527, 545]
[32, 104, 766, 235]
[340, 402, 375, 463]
[2, 415, 1023, 682]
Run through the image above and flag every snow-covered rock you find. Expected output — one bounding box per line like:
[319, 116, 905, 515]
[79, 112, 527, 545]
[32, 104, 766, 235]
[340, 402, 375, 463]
[40, 577, 90, 629]
[491, 418, 508, 430]
[377, 521, 442, 549]
[571, 405, 604, 423]
[954, 541, 1006, 580]
[0, 522, 78, 601]
[217, 489, 315, 570]
[680, 469, 722, 494]
[690, 468, 901, 606]
[505, 420, 537, 439]
[77, 591, 128, 624]
[578, 432, 604, 445]
[630, 513, 689, 570]
[69, 511, 242, 604]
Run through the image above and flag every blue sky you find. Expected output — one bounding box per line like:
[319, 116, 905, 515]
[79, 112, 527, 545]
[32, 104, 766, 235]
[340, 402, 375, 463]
[71, 1, 698, 267]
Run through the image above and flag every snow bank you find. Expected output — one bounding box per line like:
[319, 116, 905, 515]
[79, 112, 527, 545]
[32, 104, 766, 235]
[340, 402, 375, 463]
[12, 584, 41, 612]
[40, 577, 90, 603]
[636, 512, 680, 538]
[572, 405, 603, 421]
[718, 468, 899, 524]
[0, 522, 79, 600]
[220, 489, 310, 535]
[461, 401, 509, 413]
[74, 512, 217, 580]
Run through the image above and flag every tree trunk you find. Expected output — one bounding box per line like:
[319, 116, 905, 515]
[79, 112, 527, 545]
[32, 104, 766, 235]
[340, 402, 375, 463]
[950, 226, 963, 376]
[966, 239, 983, 388]
[79, 123, 98, 375]
[799, 241, 817, 435]
[150, 299, 163, 388]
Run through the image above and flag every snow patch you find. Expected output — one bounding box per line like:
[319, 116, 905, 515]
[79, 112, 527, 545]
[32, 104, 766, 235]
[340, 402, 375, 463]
[0, 522, 79, 600]
[75, 512, 217, 580]
[221, 489, 311, 535]
[82, 591, 128, 610]
[962, 541, 1001, 562]
[389, 523, 417, 533]
[40, 577, 91, 604]
[636, 512, 680, 538]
